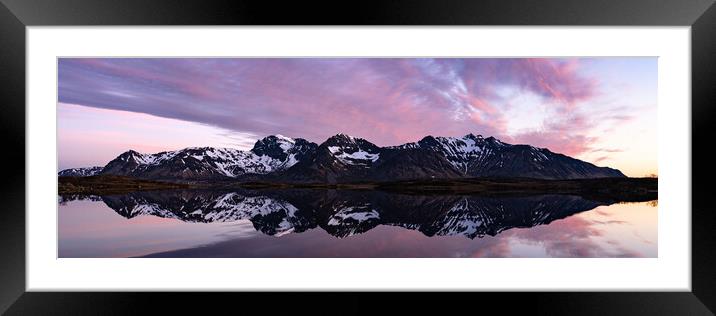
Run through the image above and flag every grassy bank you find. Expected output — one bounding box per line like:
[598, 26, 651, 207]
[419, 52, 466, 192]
[58, 175, 657, 202]
[58, 175, 192, 195]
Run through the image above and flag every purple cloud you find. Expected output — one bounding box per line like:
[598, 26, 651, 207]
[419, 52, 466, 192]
[58, 58, 640, 157]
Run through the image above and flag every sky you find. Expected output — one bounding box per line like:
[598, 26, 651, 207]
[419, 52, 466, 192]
[58, 58, 657, 177]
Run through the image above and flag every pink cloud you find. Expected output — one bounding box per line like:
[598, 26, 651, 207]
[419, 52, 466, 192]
[58, 58, 652, 167]
[508, 58, 597, 109]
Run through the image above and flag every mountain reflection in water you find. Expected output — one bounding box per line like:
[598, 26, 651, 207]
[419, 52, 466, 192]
[58, 189, 657, 258]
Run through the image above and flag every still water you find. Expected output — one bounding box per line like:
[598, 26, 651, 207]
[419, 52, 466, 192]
[58, 189, 657, 258]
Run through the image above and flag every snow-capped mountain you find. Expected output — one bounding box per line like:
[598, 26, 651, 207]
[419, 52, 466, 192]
[284, 133, 624, 182]
[324, 134, 381, 166]
[250, 135, 317, 167]
[81, 135, 318, 180]
[59, 133, 625, 181]
[378, 133, 625, 180]
[280, 134, 384, 182]
[57, 166, 104, 177]
[392, 134, 501, 173]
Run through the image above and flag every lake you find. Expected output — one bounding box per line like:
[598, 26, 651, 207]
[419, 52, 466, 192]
[58, 189, 657, 258]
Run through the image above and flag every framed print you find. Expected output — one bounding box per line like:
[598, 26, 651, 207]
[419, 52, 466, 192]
[1, 0, 715, 314]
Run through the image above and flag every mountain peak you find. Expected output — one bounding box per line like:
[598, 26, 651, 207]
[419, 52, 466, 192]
[183, 146, 213, 152]
[464, 133, 484, 140]
[485, 136, 506, 146]
[252, 135, 294, 159]
[118, 149, 146, 162]
[325, 134, 380, 149]
[324, 134, 368, 147]
[253, 134, 296, 149]
[417, 135, 439, 146]
[267, 134, 295, 142]
[251, 135, 318, 163]
[329, 133, 356, 141]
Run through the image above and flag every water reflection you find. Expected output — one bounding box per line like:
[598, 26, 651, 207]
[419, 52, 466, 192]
[61, 189, 609, 239]
[58, 189, 657, 258]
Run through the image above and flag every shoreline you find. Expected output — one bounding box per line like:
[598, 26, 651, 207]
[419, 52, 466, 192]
[59, 175, 657, 202]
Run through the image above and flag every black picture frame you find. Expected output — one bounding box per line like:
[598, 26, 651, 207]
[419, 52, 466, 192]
[1, 0, 714, 314]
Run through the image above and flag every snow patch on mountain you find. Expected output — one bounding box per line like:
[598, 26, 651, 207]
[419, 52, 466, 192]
[328, 146, 380, 165]
[323, 134, 382, 167]
[274, 134, 296, 150]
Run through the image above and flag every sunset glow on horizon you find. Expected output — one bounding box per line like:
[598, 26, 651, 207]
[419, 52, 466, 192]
[58, 58, 657, 177]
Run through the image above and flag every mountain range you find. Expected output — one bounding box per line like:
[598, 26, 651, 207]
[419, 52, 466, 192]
[58, 133, 625, 182]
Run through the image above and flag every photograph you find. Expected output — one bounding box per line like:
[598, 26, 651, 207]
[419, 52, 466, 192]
[56, 57, 658, 258]
[3, 0, 712, 312]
